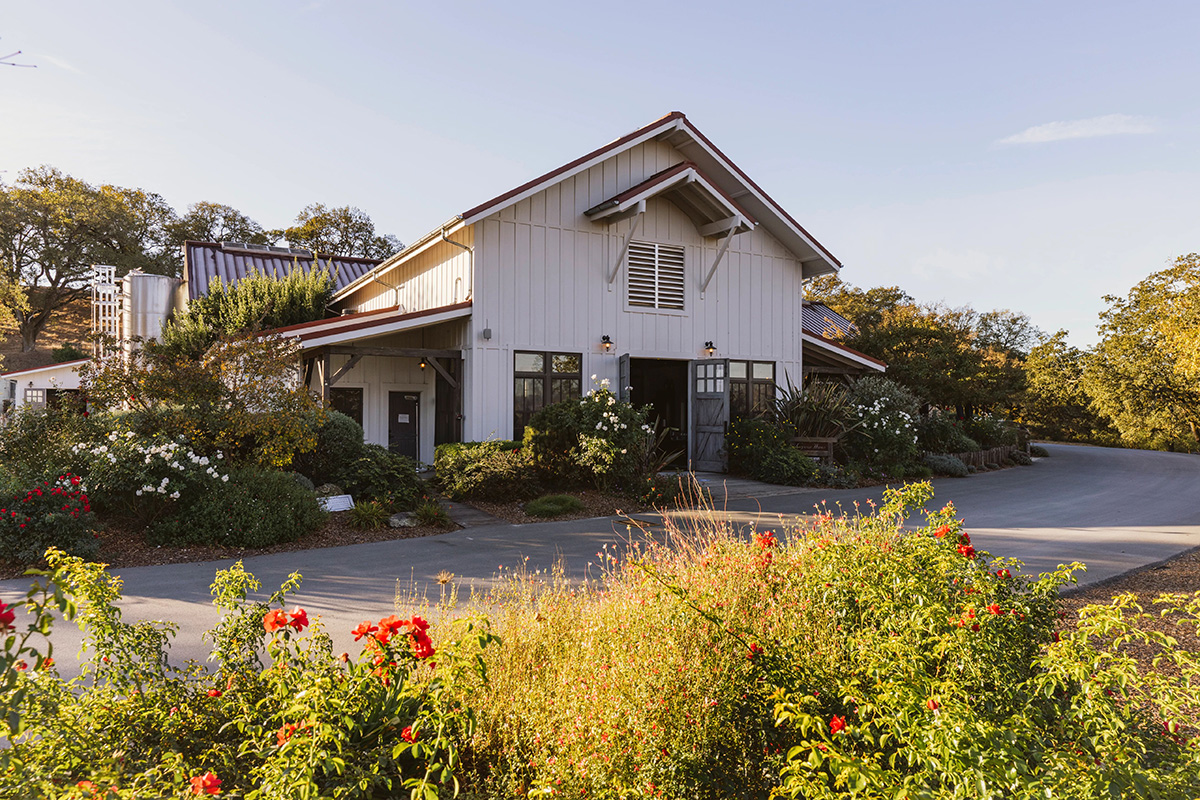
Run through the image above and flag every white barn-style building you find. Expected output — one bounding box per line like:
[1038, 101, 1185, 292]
[2, 111, 884, 470]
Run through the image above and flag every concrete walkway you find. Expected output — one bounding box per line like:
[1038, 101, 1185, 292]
[5, 443, 1200, 678]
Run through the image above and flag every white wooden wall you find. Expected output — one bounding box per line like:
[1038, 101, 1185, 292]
[462, 138, 807, 442]
[342, 229, 474, 313]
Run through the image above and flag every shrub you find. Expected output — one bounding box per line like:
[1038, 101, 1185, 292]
[51, 342, 87, 362]
[923, 453, 969, 477]
[0, 403, 103, 488]
[907, 464, 934, 479]
[291, 411, 366, 486]
[841, 376, 920, 468]
[726, 419, 819, 486]
[1009, 450, 1034, 466]
[435, 441, 541, 502]
[525, 494, 586, 518]
[413, 499, 453, 528]
[342, 444, 421, 509]
[0, 474, 99, 564]
[523, 381, 654, 492]
[348, 500, 387, 530]
[916, 412, 981, 454]
[985, 462, 1001, 470]
[147, 467, 326, 548]
[968, 464, 978, 473]
[769, 377, 861, 439]
[1030, 444, 1050, 457]
[964, 413, 1019, 448]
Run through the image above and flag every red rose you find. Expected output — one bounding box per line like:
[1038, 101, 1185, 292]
[926, 698, 939, 711]
[401, 726, 419, 743]
[0, 601, 14, 632]
[263, 609, 289, 633]
[986, 603, 1002, 615]
[746, 643, 764, 661]
[996, 568, 1011, 579]
[287, 607, 309, 632]
[189, 772, 221, 795]
[829, 715, 846, 735]
[277, 722, 298, 746]
[934, 525, 950, 538]
[957, 544, 976, 559]
[207, 689, 222, 698]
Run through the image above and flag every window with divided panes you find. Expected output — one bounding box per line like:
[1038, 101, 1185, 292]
[513, 351, 582, 439]
[627, 241, 685, 310]
[730, 361, 776, 419]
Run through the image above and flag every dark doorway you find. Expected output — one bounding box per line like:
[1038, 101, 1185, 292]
[434, 358, 463, 447]
[388, 392, 420, 461]
[629, 358, 688, 468]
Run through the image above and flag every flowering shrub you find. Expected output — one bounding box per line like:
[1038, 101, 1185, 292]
[0, 474, 99, 564]
[3, 552, 496, 798]
[916, 409, 981, 453]
[841, 376, 921, 468]
[523, 378, 655, 492]
[964, 411, 1020, 448]
[725, 418, 820, 486]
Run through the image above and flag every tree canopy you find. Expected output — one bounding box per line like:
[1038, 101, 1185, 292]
[274, 203, 402, 260]
[169, 201, 270, 247]
[1018, 331, 1117, 443]
[1081, 254, 1200, 450]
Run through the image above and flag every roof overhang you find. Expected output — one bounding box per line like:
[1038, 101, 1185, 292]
[801, 331, 886, 372]
[0, 358, 88, 382]
[584, 161, 754, 236]
[276, 301, 473, 351]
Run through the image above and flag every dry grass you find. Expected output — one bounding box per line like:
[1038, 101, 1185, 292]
[0, 298, 91, 373]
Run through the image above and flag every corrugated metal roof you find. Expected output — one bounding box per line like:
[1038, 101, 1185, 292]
[801, 301, 857, 339]
[183, 241, 382, 301]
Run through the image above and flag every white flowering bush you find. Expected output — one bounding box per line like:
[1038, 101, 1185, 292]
[841, 377, 922, 469]
[524, 377, 655, 492]
[69, 430, 231, 527]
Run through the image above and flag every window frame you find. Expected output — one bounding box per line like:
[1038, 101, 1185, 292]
[729, 360, 776, 419]
[626, 239, 686, 313]
[513, 350, 583, 439]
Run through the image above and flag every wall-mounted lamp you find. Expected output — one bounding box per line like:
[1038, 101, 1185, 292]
[28, 380, 34, 388]
[704, 341, 716, 357]
[601, 334, 613, 352]
[418, 357, 428, 370]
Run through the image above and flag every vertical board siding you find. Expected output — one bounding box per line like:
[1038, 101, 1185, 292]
[342, 227, 475, 313]
[463, 137, 812, 442]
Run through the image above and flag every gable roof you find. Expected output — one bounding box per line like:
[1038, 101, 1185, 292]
[584, 161, 755, 236]
[184, 241, 381, 301]
[337, 112, 842, 300]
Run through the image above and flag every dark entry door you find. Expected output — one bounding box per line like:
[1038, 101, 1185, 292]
[629, 358, 688, 469]
[388, 392, 420, 460]
[690, 359, 729, 472]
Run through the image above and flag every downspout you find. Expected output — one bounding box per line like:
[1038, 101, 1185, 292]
[441, 226, 473, 303]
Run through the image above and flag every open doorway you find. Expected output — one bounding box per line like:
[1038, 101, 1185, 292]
[628, 358, 688, 469]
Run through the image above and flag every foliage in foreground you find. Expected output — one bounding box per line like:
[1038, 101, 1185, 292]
[3, 484, 1199, 798]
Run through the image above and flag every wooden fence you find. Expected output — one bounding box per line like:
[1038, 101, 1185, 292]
[943, 445, 1021, 468]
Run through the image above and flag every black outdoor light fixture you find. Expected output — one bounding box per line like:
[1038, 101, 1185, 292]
[601, 334, 613, 351]
[704, 341, 716, 356]
[418, 357, 428, 370]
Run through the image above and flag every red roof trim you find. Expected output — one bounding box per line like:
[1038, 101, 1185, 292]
[597, 161, 758, 224]
[679, 119, 842, 268]
[460, 112, 685, 221]
[0, 358, 89, 378]
[802, 329, 887, 367]
[268, 304, 405, 335]
[287, 301, 473, 342]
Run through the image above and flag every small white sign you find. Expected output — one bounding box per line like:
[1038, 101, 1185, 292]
[397, 413, 410, 423]
[318, 494, 355, 512]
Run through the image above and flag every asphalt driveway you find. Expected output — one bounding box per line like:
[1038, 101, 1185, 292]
[5, 443, 1199, 678]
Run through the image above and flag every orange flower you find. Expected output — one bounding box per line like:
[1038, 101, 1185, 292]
[287, 607, 309, 632]
[277, 722, 299, 746]
[934, 525, 950, 538]
[351, 621, 378, 641]
[189, 772, 221, 795]
[986, 603, 1002, 615]
[207, 688, 222, 698]
[263, 609, 289, 633]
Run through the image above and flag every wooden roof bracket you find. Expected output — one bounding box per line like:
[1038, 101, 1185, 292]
[607, 200, 646, 291]
[328, 354, 363, 386]
[700, 228, 738, 299]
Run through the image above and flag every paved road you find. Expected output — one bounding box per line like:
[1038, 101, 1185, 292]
[5, 443, 1200, 678]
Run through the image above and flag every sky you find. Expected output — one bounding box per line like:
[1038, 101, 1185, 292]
[3, 0, 1198, 346]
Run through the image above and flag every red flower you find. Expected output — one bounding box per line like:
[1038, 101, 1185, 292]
[352, 621, 378, 641]
[986, 603, 1002, 616]
[926, 698, 939, 711]
[0, 601, 14, 632]
[754, 531, 777, 549]
[829, 715, 846, 735]
[934, 525, 950, 538]
[287, 607, 309, 632]
[746, 643, 764, 661]
[377, 614, 408, 644]
[189, 772, 221, 795]
[401, 726, 420, 743]
[13, 660, 27, 671]
[263, 609, 289, 633]
[960, 532, 971, 546]
[277, 722, 298, 746]
[996, 568, 1011, 579]
[207, 689, 222, 698]
[956, 544, 976, 559]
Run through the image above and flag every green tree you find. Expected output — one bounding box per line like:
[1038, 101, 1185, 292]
[0, 167, 179, 351]
[1082, 254, 1200, 451]
[1019, 330, 1116, 443]
[0, 273, 28, 372]
[167, 201, 270, 247]
[274, 203, 402, 259]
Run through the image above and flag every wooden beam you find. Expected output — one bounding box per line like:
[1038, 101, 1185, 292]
[608, 203, 645, 287]
[328, 345, 462, 359]
[700, 230, 738, 296]
[329, 354, 362, 385]
[698, 215, 744, 238]
[425, 356, 457, 388]
[321, 350, 330, 404]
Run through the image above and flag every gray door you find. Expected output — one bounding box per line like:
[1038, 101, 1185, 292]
[388, 392, 420, 460]
[690, 359, 729, 472]
[618, 353, 631, 403]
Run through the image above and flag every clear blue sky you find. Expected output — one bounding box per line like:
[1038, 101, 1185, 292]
[4, 1, 1198, 345]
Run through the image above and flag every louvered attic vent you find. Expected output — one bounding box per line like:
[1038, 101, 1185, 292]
[627, 241, 685, 310]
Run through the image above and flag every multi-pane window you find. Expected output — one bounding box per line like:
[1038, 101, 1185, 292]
[627, 241, 685, 310]
[514, 351, 582, 439]
[23, 388, 45, 407]
[729, 361, 776, 419]
[330, 387, 364, 428]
